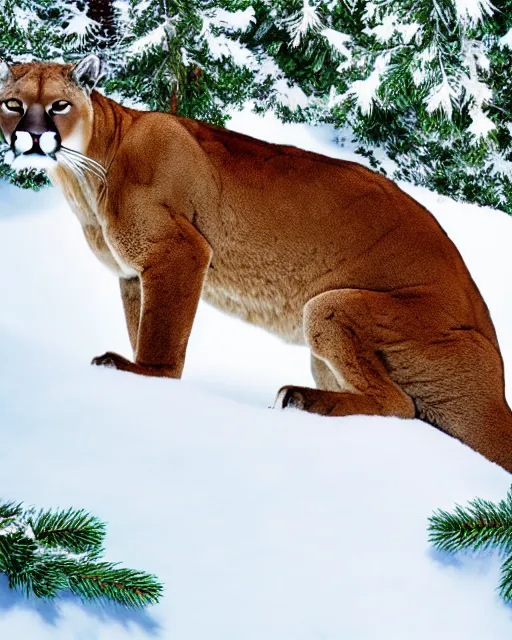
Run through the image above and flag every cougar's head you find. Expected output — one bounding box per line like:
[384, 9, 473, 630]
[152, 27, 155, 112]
[0, 55, 102, 171]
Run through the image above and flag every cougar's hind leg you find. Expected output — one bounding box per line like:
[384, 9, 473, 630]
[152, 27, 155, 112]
[390, 329, 512, 471]
[120, 277, 141, 356]
[277, 285, 512, 471]
[276, 288, 415, 419]
[310, 355, 341, 391]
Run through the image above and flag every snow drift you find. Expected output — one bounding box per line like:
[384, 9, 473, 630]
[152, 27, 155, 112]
[0, 110, 512, 638]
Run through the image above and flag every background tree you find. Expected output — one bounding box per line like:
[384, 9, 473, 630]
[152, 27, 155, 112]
[243, 0, 512, 213]
[87, 0, 117, 45]
[2, 0, 512, 214]
[0, 1, 302, 187]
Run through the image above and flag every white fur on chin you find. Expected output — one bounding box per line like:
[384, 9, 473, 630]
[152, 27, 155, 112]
[11, 154, 57, 171]
[3, 150, 14, 166]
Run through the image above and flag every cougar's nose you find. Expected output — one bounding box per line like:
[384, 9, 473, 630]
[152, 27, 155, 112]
[12, 104, 61, 156]
[13, 130, 60, 155]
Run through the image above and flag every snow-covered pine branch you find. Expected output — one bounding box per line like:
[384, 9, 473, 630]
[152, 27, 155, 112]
[3, 0, 512, 213]
[0, 500, 163, 607]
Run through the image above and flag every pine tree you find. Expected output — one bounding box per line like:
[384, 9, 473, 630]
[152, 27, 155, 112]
[105, 0, 306, 123]
[0, 500, 163, 607]
[3, 0, 512, 215]
[87, 0, 117, 45]
[0, 0, 294, 187]
[244, 0, 512, 213]
[0, 0, 109, 188]
[105, 0, 250, 123]
[429, 486, 512, 602]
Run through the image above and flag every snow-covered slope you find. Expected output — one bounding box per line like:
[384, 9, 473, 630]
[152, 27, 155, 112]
[1, 110, 512, 639]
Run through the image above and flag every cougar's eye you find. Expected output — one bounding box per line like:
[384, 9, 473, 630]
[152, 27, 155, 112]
[1, 99, 23, 114]
[50, 100, 72, 115]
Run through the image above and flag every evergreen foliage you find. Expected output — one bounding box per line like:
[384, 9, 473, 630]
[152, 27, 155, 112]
[0, 0, 286, 187]
[244, 0, 512, 213]
[0, 500, 163, 608]
[1, 0, 512, 213]
[429, 486, 512, 602]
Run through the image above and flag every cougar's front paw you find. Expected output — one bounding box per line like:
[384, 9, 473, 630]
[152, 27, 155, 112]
[274, 386, 306, 410]
[91, 351, 133, 371]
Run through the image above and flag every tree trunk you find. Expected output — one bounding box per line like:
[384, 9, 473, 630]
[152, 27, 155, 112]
[87, 0, 117, 45]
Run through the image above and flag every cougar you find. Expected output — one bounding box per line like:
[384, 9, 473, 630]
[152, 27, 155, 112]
[1, 55, 511, 471]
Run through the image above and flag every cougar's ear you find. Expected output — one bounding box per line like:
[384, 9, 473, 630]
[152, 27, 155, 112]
[0, 60, 13, 91]
[71, 54, 103, 92]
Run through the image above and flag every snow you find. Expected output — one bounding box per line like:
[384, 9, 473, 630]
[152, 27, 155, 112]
[321, 28, 352, 62]
[12, 6, 38, 31]
[203, 32, 258, 70]
[365, 15, 397, 42]
[339, 54, 389, 115]
[61, 5, 100, 45]
[365, 16, 420, 45]
[425, 75, 457, 119]
[468, 104, 496, 138]
[207, 7, 256, 32]
[453, 0, 495, 24]
[282, 0, 324, 47]
[199, 11, 309, 110]
[501, 28, 512, 49]
[1, 107, 512, 638]
[201, 8, 258, 67]
[127, 23, 167, 56]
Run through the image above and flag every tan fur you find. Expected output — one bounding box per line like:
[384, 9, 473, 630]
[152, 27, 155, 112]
[2, 61, 512, 471]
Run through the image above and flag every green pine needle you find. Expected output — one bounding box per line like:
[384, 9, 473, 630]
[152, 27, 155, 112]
[0, 502, 23, 520]
[428, 487, 512, 554]
[68, 562, 163, 608]
[29, 508, 106, 554]
[499, 555, 512, 601]
[0, 534, 38, 591]
[0, 500, 164, 608]
[429, 486, 512, 603]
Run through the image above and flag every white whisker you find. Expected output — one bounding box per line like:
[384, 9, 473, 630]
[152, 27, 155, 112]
[60, 146, 107, 178]
[66, 155, 105, 183]
[59, 154, 96, 201]
[59, 149, 107, 185]
[67, 152, 106, 178]
[51, 152, 102, 228]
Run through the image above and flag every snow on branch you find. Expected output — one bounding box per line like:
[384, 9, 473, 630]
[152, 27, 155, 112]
[321, 28, 352, 65]
[0, 500, 163, 608]
[127, 22, 167, 55]
[452, 0, 495, 24]
[201, 12, 258, 69]
[364, 16, 420, 45]
[337, 54, 390, 115]
[425, 76, 457, 119]
[500, 28, 512, 49]
[12, 6, 39, 31]
[61, 3, 101, 45]
[207, 7, 256, 33]
[200, 8, 309, 110]
[282, 0, 324, 47]
[467, 105, 495, 138]
[460, 39, 495, 140]
[205, 33, 258, 69]
[256, 58, 309, 109]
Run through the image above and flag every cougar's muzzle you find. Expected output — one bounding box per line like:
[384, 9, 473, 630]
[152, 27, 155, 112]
[11, 104, 61, 159]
